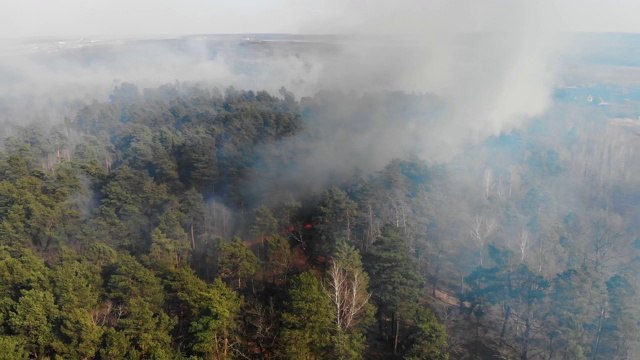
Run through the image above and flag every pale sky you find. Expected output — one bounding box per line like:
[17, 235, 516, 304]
[2, 0, 640, 39]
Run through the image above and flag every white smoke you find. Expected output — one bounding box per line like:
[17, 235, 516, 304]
[0, 0, 570, 184]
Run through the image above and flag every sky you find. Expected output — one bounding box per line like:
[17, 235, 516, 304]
[2, 0, 640, 39]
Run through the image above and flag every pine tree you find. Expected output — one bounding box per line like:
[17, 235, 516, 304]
[279, 271, 334, 359]
[217, 237, 259, 289]
[365, 225, 422, 354]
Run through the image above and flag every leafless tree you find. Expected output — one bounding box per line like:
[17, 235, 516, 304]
[243, 298, 279, 357]
[509, 165, 522, 200]
[326, 255, 371, 332]
[518, 229, 531, 263]
[388, 193, 410, 232]
[483, 168, 495, 199]
[590, 211, 625, 270]
[469, 215, 497, 266]
[496, 175, 509, 203]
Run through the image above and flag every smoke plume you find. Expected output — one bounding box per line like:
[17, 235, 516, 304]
[0, 0, 569, 196]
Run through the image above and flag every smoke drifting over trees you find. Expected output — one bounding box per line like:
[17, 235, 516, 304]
[1, 0, 569, 166]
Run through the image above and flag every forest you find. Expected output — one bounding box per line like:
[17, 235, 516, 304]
[0, 80, 638, 360]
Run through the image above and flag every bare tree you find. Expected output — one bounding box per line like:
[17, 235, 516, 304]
[483, 168, 495, 199]
[242, 297, 279, 357]
[469, 215, 497, 266]
[325, 242, 372, 332]
[388, 193, 409, 231]
[364, 202, 379, 250]
[590, 211, 625, 270]
[518, 229, 531, 263]
[496, 175, 509, 203]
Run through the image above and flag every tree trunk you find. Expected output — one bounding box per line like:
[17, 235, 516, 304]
[394, 317, 400, 355]
[191, 223, 195, 250]
[522, 317, 531, 360]
[500, 303, 511, 345]
[592, 302, 606, 360]
[367, 203, 374, 251]
[346, 210, 351, 242]
[545, 331, 556, 360]
[390, 311, 395, 345]
[475, 314, 480, 359]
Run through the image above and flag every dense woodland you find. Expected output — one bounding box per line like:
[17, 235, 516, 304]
[0, 81, 638, 359]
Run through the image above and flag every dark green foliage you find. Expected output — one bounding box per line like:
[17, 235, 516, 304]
[404, 307, 449, 360]
[52, 308, 103, 359]
[251, 206, 279, 259]
[0, 335, 28, 360]
[8, 289, 58, 358]
[217, 237, 260, 289]
[188, 279, 242, 359]
[366, 226, 422, 316]
[0, 84, 383, 358]
[316, 187, 358, 252]
[105, 254, 165, 310]
[11, 83, 623, 358]
[265, 234, 293, 282]
[251, 206, 279, 241]
[116, 297, 174, 358]
[365, 226, 423, 354]
[279, 271, 334, 359]
[99, 328, 131, 359]
[74, 82, 302, 205]
[49, 247, 101, 311]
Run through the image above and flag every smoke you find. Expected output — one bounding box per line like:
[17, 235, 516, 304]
[242, 0, 570, 199]
[0, 0, 570, 197]
[287, 0, 569, 159]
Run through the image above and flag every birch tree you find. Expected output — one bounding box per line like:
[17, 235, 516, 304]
[326, 240, 374, 333]
[483, 168, 494, 199]
[469, 215, 497, 266]
[517, 229, 531, 263]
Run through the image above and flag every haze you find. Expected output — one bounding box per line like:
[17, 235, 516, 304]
[0, 0, 638, 181]
[3, 0, 640, 37]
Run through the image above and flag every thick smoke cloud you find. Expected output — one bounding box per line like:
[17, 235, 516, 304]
[244, 0, 570, 198]
[286, 0, 568, 160]
[0, 0, 568, 195]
